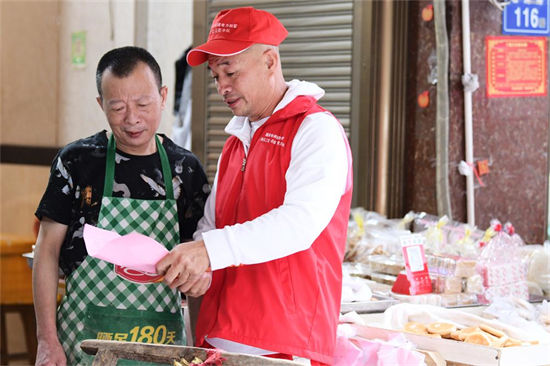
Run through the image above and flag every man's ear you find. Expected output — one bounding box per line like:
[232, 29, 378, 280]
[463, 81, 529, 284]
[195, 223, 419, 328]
[160, 86, 168, 109]
[96, 96, 104, 110]
[263, 48, 278, 71]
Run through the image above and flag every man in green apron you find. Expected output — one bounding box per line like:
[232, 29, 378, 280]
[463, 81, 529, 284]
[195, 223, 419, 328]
[33, 47, 210, 365]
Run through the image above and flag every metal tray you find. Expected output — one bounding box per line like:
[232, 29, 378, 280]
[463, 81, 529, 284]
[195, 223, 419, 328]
[341, 292, 398, 314]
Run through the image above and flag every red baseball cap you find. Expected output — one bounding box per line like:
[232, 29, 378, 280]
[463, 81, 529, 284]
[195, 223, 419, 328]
[186, 7, 288, 67]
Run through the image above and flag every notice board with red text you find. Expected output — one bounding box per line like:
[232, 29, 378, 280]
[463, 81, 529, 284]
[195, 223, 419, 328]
[486, 36, 548, 98]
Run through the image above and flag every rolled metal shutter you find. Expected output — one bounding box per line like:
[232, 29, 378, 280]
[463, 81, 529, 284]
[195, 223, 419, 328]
[195, 0, 353, 181]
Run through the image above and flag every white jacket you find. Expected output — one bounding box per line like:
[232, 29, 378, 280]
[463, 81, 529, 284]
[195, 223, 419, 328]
[194, 80, 349, 271]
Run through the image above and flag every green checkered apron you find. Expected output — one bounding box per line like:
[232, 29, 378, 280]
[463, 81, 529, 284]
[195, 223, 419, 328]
[57, 135, 185, 365]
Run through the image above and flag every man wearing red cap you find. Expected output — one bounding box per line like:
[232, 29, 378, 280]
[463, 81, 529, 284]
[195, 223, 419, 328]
[157, 7, 353, 365]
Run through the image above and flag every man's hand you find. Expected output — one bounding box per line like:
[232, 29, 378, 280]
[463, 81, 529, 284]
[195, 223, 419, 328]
[156, 240, 211, 294]
[35, 338, 67, 366]
[178, 271, 212, 298]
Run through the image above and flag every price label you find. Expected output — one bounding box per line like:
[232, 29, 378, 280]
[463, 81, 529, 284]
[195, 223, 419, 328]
[399, 234, 432, 295]
[503, 0, 550, 36]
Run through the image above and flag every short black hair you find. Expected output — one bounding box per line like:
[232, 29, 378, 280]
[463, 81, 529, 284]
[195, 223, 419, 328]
[96, 46, 162, 97]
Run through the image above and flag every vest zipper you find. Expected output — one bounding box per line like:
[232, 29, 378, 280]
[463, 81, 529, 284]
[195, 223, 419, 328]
[241, 157, 247, 172]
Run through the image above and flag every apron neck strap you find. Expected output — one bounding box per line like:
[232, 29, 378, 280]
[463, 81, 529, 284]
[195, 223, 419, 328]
[103, 134, 174, 200]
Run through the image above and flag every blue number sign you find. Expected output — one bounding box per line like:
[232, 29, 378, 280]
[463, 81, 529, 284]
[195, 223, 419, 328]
[503, 0, 550, 35]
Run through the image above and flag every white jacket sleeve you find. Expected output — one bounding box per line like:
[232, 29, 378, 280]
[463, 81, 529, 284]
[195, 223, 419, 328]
[200, 112, 349, 271]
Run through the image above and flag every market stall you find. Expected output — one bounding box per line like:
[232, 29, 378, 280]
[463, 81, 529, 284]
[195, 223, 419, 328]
[337, 209, 550, 366]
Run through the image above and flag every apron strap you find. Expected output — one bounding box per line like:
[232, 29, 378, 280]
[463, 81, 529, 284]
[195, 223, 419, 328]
[103, 134, 174, 200]
[157, 136, 174, 200]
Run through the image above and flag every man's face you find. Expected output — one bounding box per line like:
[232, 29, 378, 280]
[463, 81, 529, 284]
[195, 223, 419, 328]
[208, 47, 272, 122]
[97, 62, 167, 155]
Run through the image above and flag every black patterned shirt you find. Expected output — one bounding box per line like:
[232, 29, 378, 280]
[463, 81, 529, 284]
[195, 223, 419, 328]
[35, 130, 210, 277]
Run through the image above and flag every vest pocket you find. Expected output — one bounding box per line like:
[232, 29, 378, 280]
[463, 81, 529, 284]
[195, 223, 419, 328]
[276, 257, 296, 314]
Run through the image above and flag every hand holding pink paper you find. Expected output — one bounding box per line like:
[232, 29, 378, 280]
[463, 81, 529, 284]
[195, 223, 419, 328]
[83, 224, 168, 274]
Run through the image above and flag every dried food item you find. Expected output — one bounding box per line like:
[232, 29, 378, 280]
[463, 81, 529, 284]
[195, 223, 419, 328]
[459, 326, 479, 335]
[369, 255, 405, 276]
[479, 323, 506, 338]
[464, 332, 492, 346]
[173, 357, 204, 365]
[399, 320, 533, 348]
[426, 322, 456, 337]
[449, 330, 464, 341]
[454, 259, 478, 278]
[444, 276, 463, 294]
[173, 350, 225, 366]
[504, 337, 523, 347]
[449, 326, 479, 341]
[404, 321, 427, 334]
[491, 335, 509, 348]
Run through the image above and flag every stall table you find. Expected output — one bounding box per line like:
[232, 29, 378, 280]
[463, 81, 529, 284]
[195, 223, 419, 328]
[81, 340, 300, 365]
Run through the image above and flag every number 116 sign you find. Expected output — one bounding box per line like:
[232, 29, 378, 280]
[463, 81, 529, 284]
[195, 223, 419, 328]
[503, 0, 550, 36]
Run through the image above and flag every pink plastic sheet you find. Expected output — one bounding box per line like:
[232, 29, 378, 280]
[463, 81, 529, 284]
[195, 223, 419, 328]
[333, 324, 425, 366]
[83, 224, 168, 274]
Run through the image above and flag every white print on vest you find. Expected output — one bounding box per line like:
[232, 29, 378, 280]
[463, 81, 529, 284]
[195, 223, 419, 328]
[260, 133, 286, 147]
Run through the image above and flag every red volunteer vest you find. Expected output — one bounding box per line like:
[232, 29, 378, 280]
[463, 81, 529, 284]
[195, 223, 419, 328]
[195, 96, 353, 364]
